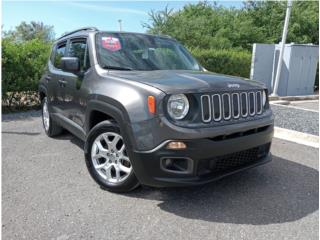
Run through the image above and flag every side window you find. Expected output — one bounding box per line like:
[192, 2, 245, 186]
[69, 39, 91, 71]
[49, 47, 55, 64]
[53, 42, 66, 69]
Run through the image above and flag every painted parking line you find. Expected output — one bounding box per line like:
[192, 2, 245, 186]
[289, 100, 319, 104]
[270, 102, 319, 113]
[274, 127, 319, 148]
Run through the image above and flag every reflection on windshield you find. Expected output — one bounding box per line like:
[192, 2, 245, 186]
[95, 33, 201, 71]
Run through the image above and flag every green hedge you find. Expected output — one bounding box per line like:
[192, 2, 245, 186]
[190, 48, 252, 78]
[2, 38, 51, 96]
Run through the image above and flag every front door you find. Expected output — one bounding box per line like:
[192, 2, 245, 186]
[63, 38, 92, 127]
[49, 41, 68, 115]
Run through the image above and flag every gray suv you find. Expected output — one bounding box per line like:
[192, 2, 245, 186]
[39, 27, 273, 192]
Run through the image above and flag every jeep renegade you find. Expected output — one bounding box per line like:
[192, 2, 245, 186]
[39, 27, 273, 192]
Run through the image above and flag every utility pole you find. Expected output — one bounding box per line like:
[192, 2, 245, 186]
[118, 19, 122, 32]
[272, 0, 292, 96]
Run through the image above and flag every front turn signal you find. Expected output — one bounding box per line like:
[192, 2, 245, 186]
[148, 96, 156, 114]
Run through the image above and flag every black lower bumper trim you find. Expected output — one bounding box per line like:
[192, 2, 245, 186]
[129, 125, 273, 187]
[153, 153, 272, 187]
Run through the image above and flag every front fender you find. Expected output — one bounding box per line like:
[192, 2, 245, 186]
[84, 97, 137, 153]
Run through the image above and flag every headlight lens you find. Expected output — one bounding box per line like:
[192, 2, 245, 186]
[262, 90, 267, 107]
[167, 94, 189, 120]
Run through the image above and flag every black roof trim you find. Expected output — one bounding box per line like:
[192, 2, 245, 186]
[57, 27, 99, 40]
[97, 31, 173, 39]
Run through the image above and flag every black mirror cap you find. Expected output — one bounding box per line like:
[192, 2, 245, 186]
[61, 57, 80, 73]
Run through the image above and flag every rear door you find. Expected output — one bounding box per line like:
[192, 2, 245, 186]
[48, 41, 68, 115]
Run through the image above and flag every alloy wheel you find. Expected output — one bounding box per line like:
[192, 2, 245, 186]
[42, 98, 50, 131]
[91, 132, 132, 183]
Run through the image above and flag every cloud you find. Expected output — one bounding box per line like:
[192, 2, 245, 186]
[67, 2, 148, 16]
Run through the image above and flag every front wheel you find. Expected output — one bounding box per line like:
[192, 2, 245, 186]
[85, 120, 140, 192]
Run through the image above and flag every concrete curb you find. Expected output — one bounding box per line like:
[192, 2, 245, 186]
[274, 127, 319, 148]
[270, 100, 290, 105]
[269, 95, 319, 102]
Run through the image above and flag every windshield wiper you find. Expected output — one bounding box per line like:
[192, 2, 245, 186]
[101, 65, 133, 71]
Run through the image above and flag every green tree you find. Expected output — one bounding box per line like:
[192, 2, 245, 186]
[143, 1, 319, 50]
[244, 1, 319, 44]
[142, 5, 174, 35]
[3, 21, 55, 42]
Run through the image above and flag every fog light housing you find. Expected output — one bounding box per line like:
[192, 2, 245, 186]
[166, 141, 187, 150]
[164, 158, 173, 167]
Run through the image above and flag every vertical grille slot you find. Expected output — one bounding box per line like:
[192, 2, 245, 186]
[240, 92, 248, 117]
[232, 93, 240, 118]
[256, 91, 262, 114]
[248, 92, 255, 116]
[212, 94, 222, 121]
[201, 95, 211, 122]
[200, 90, 263, 123]
[222, 93, 231, 120]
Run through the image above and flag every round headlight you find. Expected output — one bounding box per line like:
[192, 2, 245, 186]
[262, 90, 267, 107]
[167, 94, 189, 120]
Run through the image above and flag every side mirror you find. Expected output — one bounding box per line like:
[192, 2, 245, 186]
[61, 57, 80, 73]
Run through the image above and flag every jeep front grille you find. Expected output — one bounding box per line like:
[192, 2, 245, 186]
[200, 91, 263, 123]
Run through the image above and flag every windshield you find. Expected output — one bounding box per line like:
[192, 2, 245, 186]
[95, 32, 201, 71]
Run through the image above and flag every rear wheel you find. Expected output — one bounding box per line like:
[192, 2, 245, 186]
[42, 97, 63, 137]
[85, 120, 139, 192]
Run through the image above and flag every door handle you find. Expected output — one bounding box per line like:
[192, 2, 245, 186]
[45, 76, 52, 82]
[58, 79, 67, 87]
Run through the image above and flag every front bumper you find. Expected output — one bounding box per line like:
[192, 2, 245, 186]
[129, 124, 273, 187]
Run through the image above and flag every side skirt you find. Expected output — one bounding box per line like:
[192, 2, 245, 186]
[51, 113, 86, 141]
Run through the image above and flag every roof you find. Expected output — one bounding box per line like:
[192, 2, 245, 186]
[57, 27, 98, 41]
[55, 27, 173, 43]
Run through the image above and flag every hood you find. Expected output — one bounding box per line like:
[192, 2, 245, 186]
[108, 70, 265, 94]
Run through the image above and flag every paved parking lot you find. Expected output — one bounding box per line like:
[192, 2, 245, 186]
[271, 100, 319, 135]
[2, 112, 319, 240]
[289, 100, 319, 111]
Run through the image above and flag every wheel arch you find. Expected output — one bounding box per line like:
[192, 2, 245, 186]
[38, 85, 47, 101]
[84, 97, 135, 154]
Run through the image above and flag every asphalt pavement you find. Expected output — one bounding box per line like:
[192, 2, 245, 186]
[289, 100, 319, 111]
[271, 101, 319, 135]
[2, 111, 319, 240]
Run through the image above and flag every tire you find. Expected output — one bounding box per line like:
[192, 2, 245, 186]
[42, 97, 63, 137]
[85, 120, 140, 193]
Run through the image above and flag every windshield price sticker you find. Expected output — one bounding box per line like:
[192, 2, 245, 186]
[101, 37, 121, 51]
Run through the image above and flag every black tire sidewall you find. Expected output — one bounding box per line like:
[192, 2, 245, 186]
[41, 97, 62, 137]
[85, 121, 139, 192]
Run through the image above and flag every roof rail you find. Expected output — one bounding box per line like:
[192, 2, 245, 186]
[58, 27, 99, 40]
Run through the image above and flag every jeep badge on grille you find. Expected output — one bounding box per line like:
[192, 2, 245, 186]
[227, 83, 240, 88]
